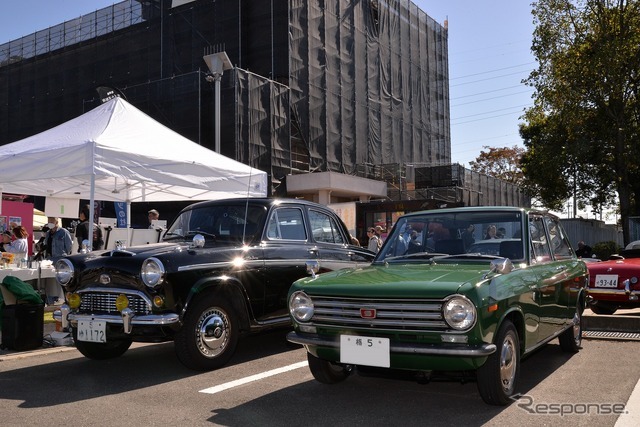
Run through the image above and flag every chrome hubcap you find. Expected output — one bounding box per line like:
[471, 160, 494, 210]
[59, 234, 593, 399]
[573, 309, 582, 345]
[196, 308, 229, 358]
[500, 335, 517, 393]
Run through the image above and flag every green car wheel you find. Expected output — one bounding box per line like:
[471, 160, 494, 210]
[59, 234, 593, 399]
[476, 320, 520, 406]
[307, 352, 352, 384]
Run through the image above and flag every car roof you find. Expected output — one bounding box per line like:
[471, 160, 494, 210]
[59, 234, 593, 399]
[179, 197, 329, 212]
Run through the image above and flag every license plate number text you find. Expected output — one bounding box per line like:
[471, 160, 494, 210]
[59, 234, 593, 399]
[340, 335, 390, 368]
[595, 274, 619, 288]
[77, 320, 106, 343]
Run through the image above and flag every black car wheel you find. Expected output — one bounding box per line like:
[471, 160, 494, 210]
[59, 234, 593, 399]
[559, 304, 582, 352]
[175, 294, 239, 371]
[72, 330, 132, 360]
[307, 352, 352, 384]
[477, 320, 520, 406]
[589, 302, 618, 315]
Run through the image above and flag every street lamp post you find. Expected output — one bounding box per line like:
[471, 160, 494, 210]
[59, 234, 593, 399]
[203, 51, 233, 153]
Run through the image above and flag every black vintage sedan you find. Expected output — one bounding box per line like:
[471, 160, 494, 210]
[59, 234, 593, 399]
[54, 198, 374, 370]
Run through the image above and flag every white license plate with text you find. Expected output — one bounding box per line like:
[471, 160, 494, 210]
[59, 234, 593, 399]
[77, 320, 106, 343]
[340, 335, 390, 367]
[595, 274, 619, 288]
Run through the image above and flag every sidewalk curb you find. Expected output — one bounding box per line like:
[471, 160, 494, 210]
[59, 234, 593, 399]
[0, 345, 77, 362]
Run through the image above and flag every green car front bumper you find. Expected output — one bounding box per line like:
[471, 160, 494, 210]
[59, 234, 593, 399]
[288, 331, 496, 371]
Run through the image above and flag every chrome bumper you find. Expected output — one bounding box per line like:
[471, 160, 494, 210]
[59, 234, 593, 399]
[287, 331, 496, 357]
[588, 280, 640, 301]
[53, 304, 180, 334]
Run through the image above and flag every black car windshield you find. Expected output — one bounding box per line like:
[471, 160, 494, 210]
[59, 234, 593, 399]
[164, 204, 267, 243]
[376, 210, 525, 263]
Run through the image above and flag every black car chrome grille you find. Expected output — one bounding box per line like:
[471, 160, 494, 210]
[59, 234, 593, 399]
[79, 292, 151, 315]
[309, 296, 447, 332]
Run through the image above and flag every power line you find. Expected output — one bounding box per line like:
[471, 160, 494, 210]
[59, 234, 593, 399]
[452, 109, 529, 125]
[451, 70, 531, 87]
[450, 62, 536, 81]
[451, 85, 528, 101]
[451, 104, 530, 121]
[452, 89, 533, 107]
[455, 133, 517, 146]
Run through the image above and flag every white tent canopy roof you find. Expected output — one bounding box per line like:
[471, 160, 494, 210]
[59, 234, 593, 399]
[0, 97, 267, 202]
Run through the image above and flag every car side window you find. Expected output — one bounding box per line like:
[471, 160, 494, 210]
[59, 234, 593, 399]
[309, 210, 346, 244]
[529, 216, 551, 263]
[543, 216, 574, 260]
[267, 207, 307, 240]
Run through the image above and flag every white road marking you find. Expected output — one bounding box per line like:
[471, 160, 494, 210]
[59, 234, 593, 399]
[616, 377, 640, 427]
[199, 361, 309, 394]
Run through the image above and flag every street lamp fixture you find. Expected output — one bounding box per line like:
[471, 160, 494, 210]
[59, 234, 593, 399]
[203, 51, 233, 153]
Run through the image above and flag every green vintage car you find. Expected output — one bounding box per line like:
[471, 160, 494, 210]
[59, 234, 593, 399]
[287, 207, 588, 405]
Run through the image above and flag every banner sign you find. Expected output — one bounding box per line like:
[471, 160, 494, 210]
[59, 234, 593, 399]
[114, 202, 128, 228]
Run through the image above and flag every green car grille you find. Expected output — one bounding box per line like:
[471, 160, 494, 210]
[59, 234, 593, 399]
[309, 296, 447, 332]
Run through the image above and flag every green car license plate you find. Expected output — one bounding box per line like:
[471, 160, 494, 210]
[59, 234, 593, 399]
[77, 320, 106, 343]
[340, 335, 390, 368]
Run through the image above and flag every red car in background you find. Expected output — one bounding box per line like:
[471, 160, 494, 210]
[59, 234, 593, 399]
[586, 247, 640, 314]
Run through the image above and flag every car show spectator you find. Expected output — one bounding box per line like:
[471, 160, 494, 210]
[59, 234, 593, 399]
[367, 227, 381, 253]
[575, 241, 593, 258]
[76, 204, 103, 251]
[45, 217, 73, 258]
[462, 224, 475, 250]
[148, 209, 160, 228]
[484, 225, 498, 239]
[3, 226, 29, 258]
[0, 230, 12, 252]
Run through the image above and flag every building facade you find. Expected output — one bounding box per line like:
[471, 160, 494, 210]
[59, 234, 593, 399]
[0, 0, 451, 197]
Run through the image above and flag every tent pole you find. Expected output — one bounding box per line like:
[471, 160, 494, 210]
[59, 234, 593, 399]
[88, 174, 96, 252]
[127, 202, 131, 229]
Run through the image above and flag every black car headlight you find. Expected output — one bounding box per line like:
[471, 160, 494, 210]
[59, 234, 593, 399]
[55, 259, 74, 286]
[442, 295, 477, 331]
[141, 257, 165, 288]
[289, 291, 314, 322]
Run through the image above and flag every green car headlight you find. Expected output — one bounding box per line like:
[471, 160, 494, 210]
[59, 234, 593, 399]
[443, 295, 477, 331]
[289, 291, 314, 322]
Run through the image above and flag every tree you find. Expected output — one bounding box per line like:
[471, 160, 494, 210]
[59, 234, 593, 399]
[469, 145, 525, 185]
[520, 0, 640, 244]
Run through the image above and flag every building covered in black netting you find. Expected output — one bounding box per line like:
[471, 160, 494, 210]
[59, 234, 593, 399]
[0, 0, 451, 197]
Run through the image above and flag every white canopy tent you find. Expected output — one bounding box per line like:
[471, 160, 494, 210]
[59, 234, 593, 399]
[0, 97, 268, 246]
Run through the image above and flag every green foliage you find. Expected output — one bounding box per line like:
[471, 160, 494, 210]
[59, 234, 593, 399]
[592, 241, 621, 260]
[521, 0, 640, 243]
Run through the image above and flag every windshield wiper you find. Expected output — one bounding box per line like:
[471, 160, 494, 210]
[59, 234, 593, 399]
[382, 252, 447, 261]
[431, 253, 502, 261]
[162, 231, 183, 239]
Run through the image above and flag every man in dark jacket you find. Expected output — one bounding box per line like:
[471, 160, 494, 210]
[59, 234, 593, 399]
[575, 241, 592, 258]
[76, 205, 103, 251]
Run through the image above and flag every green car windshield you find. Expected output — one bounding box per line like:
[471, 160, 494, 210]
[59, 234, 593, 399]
[377, 210, 524, 263]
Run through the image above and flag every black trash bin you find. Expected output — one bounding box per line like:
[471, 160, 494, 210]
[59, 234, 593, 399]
[1, 303, 44, 351]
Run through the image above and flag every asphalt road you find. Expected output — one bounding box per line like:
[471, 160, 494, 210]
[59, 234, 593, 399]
[1, 329, 639, 427]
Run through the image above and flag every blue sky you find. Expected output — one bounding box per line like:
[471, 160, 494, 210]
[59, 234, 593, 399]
[0, 0, 536, 168]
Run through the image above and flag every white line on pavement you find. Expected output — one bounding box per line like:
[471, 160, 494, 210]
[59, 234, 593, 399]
[616, 377, 640, 427]
[199, 361, 309, 394]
